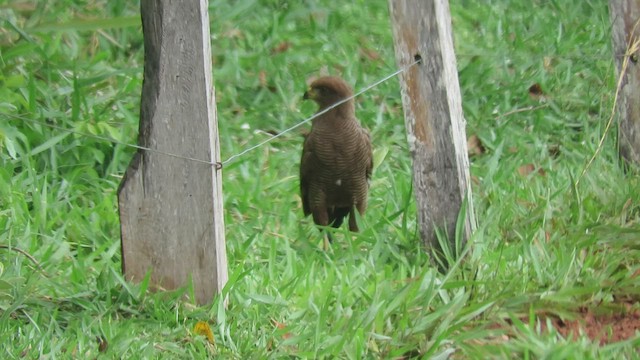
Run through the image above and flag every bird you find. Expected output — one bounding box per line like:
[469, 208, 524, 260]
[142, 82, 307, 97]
[300, 76, 373, 240]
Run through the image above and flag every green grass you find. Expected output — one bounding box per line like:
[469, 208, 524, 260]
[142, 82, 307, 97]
[2, 0, 640, 358]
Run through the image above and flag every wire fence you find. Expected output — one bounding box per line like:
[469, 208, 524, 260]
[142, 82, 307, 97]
[1, 43, 633, 182]
[4, 57, 422, 170]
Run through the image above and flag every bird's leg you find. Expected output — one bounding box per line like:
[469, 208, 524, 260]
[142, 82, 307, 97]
[311, 205, 329, 227]
[350, 199, 368, 232]
[323, 233, 332, 250]
[348, 207, 359, 232]
[311, 204, 333, 248]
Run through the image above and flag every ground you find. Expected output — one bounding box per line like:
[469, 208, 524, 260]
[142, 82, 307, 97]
[1, 0, 639, 358]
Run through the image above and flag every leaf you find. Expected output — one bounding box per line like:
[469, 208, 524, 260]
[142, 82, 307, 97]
[528, 83, 546, 101]
[271, 41, 291, 54]
[359, 47, 381, 61]
[259, 70, 268, 87]
[517, 164, 546, 177]
[28, 16, 141, 32]
[372, 146, 389, 170]
[96, 336, 108, 352]
[1, 134, 18, 159]
[543, 56, 554, 72]
[222, 28, 244, 39]
[272, 319, 293, 340]
[467, 134, 485, 156]
[247, 293, 286, 305]
[76, 68, 140, 88]
[193, 321, 215, 345]
[28, 132, 70, 156]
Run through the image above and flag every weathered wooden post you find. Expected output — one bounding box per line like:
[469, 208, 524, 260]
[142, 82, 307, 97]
[388, 0, 475, 263]
[609, 0, 640, 166]
[118, 0, 227, 304]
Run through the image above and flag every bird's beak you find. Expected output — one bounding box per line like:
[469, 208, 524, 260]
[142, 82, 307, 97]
[303, 88, 316, 100]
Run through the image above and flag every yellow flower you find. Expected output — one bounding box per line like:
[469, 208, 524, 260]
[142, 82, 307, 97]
[193, 321, 215, 345]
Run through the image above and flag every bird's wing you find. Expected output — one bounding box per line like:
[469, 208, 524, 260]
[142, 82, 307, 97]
[361, 128, 373, 181]
[300, 135, 314, 216]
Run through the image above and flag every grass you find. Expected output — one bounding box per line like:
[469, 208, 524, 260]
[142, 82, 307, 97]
[1, 0, 639, 358]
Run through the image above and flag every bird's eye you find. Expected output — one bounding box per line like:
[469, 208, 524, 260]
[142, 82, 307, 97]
[316, 86, 331, 95]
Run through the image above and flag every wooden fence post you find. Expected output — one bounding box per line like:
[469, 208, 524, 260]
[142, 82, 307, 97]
[388, 0, 475, 262]
[609, 0, 640, 166]
[118, 0, 227, 304]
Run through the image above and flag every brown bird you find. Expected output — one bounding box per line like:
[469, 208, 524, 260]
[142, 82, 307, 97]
[300, 76, 373, 237]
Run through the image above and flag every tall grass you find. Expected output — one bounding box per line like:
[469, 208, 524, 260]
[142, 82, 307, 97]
[1, 0, 638, 358]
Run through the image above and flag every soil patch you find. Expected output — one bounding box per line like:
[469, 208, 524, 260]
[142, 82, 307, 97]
[494, 299, 640, 345]
[537, 301, 640, 345]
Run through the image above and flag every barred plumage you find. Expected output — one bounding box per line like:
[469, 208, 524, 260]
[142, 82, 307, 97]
[300, 76, 373, 234]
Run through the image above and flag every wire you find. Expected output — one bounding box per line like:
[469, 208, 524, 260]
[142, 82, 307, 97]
[6, 114, 216, 165]
[221, 58, 421, 166]
[4, 58, 422, 169]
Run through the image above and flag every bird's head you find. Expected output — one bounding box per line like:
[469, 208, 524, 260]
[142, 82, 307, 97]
[304, 76, 354, 110]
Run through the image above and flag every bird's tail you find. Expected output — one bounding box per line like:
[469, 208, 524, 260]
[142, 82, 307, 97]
[329, 207, 351, 229]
